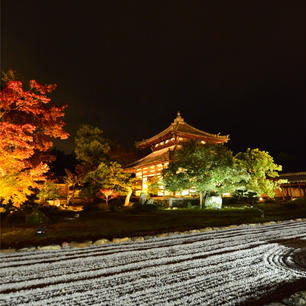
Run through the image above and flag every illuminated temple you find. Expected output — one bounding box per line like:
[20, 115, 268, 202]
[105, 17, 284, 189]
[125, 112, 229, 195]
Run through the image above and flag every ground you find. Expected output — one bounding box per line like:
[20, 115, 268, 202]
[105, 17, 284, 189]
[0, 200, 305, 249]
[0, 221, 305, 306]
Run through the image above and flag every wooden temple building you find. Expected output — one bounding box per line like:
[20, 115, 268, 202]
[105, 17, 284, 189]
[274, 172, 306, 199]
[125, 112, 229, 195]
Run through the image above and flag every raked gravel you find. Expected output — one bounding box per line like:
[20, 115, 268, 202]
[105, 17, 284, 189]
[0, 220, 305, 306]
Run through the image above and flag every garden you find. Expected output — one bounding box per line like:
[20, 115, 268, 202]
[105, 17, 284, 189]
[1, 198, 305, 249]
[0, 72, 305, 250]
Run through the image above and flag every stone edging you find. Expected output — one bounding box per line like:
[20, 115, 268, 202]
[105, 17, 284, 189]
[1, 218, 305, 254]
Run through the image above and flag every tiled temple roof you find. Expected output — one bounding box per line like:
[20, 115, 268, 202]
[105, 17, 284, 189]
[278, 172, 306, 183]
[125, 146, 173, 170]
[136, 112, 229, 149]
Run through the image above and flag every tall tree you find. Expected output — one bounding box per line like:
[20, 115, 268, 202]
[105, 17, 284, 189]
[234, 148, 286, 198]
[162, 141, 247, 207]
[74, 124, 136, 206]
[74, 124, 110, 171]
[0, 75, 68, 207]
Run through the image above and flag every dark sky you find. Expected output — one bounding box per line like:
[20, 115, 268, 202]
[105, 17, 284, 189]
[1, 1, 305, 171]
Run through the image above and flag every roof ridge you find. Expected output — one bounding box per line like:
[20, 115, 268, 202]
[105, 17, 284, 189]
[135, 124, 174, 147]
[136, 112, 229, 148]
[125, 146, 174, 169]
[181, 121, 229, 139]
[280, 171, 306, 176]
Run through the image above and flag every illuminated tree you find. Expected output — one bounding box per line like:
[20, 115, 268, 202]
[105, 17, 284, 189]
[234, 148, 286, 198]
[37, 182, 60, 203]
[0, 74, 69, 207]
[80, 161, 134, 206]
[64, 168, 79, 205]
[162, 141, 247, 208]
[147, 176, 163, 197]
[74, 125, 136, 206]
[97, 189, 120, 207]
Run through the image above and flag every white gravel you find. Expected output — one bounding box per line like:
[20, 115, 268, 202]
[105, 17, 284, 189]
[0, 221, 305, 306]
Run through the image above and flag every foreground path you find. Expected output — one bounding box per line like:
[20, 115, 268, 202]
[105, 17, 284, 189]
[0, 221, 305, 306]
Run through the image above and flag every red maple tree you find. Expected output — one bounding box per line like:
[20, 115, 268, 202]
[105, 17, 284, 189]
[97, 188, 119, 207]
[0, 78, 69, 207]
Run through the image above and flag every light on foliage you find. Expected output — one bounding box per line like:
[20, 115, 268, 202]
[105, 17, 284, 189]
[234, 148, 286, 198]
[181, 190, 189, 196]
[142, 177, 148, 192]
[0, 75, 68, 208]
[162, 140, 248, 207]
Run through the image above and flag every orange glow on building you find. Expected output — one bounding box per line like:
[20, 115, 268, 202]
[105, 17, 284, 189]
[125, 112, 229, 194]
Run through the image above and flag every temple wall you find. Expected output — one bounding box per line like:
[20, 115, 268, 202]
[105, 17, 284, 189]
[274, 185, 306, 199]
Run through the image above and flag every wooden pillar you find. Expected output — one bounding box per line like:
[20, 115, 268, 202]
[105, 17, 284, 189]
[141, 168, 144, 191]
[298, 183, 303, 197]
[162, 163, 165, 196]
[285, 186, 289, 199]
[281, 186, 286, 200]
[288, 186, 293, 199]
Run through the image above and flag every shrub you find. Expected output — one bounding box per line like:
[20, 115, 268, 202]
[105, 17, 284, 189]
[290, 198, 306, 205]
[37, 182, 60, 203]
[233, 190, 258, 205]
[25, 209, 50, 225]
[132, 202, 158, 211]
[109, 204, 117, 212]
[282, 198, 306, 209]
[152, 199, 169, 208]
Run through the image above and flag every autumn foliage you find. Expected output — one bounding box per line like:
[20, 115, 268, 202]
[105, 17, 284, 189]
[97, 188, 119, 207]
[0, 77, 69, 207]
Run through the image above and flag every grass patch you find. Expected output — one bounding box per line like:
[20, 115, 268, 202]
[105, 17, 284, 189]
[0, 200, 305, 249]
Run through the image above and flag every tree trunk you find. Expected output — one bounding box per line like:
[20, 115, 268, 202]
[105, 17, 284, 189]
[124, 187, 133, 207]
[70, 185, 76, 203]
[66, 184, 75, 206]
[199, 191, 203, 209]
[204, 192, 209, 207]
[105, 196, 109, 208]
[67, 190, 72, 206]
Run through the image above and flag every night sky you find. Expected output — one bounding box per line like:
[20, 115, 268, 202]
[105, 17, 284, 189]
[1, 1, 305, 171]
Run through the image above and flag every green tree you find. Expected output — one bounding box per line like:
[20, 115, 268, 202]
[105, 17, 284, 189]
[234, 148, 286, 198]
[147, 176, 163, 197]
[37, 182, 60, 203]
[74, 125, 136, 206]
[74, 124, 110, 170]
[80, 161, 134, 206]
[162, 141, 248, 208]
